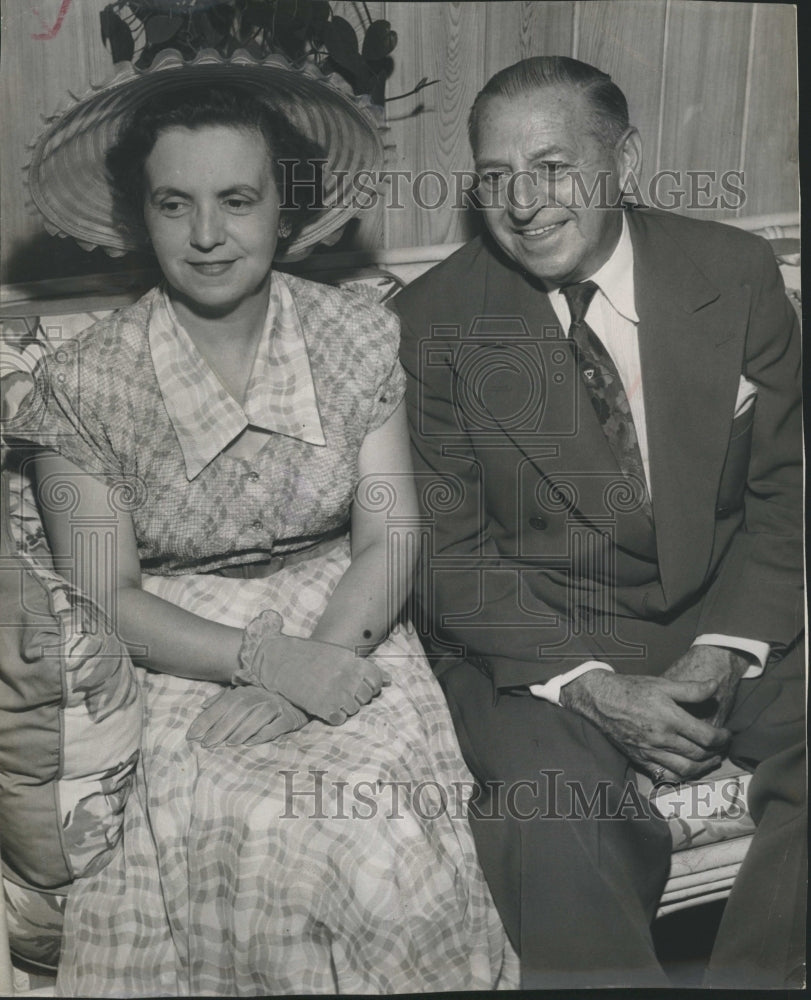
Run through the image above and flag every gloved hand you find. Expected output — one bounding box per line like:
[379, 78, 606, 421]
[186, 685, 309, 748]
[236, 609, 390, 726]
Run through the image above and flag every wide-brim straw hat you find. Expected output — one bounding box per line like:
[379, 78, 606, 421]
[27, 48, 384, 262]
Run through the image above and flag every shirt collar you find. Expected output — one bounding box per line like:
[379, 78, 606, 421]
[149, 271, 326, 481]
[586, 211, 638, 323]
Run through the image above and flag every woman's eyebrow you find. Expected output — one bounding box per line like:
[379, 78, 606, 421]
[218, 184, 263, 198]
[148, 184, 264, 199]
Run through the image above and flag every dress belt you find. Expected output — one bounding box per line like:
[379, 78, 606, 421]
[212, 556, 289, 579]
[208, 532, 347, 580]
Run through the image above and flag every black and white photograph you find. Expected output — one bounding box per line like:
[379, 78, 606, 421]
[0, 1, 804, 995]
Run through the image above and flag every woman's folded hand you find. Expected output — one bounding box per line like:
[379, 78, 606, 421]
[186, 685, 309, 748]
[236, 621, 391, 725]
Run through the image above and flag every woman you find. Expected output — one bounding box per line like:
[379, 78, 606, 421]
[15, 52, 518, 994]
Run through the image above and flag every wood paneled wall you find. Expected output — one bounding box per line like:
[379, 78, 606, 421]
[0, 1, 799, 283]
[382, 0, 799, 248]
[1, 0, 133, 285]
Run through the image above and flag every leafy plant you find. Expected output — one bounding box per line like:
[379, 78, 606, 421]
[100, 0, 435, 106]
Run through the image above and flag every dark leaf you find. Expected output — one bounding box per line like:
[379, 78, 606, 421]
[138, 0, 199, 10]
[361, 19, 396, 60]
[352, 61, 373, 93]
[135, 44, 157, 68]
[338, 63, 373, 95]
[243, 1, 275, 30]
[126, 3, 155, 24]
[309, 18, 328, 45]
[144, 14, 184, 45]
[370, 74, 386, 106]
[173, 37, 201, 60]
[275, 24, 307, 58]
[274, 0, 294, 23]
[311, 0, 331, 21]
[367, 53, 394, 74]
[192, 11, 226, 45]
[324, 15, 360, 71]
[99, 6, 111, 43]
[276, 0, 311, 26]
[221, 34, 240, 57]
[235, 11, 254, 41]
[100, 8, 135, 62]
[205, 2, 234, 34]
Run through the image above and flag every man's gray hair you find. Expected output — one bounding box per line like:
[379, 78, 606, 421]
[468, 56, 630, 152]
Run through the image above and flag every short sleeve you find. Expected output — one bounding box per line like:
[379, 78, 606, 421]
[360, 305, 406, 435]
[6, 335, 123, 482]
[366, 353, 407, 435]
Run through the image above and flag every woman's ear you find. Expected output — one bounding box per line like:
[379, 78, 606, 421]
[318, 222, 348, 247]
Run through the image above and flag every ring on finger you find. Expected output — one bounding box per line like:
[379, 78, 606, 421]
[651, 765, 666, 784]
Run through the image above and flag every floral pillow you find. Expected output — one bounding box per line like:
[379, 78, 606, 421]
[1, 408, 141, 965]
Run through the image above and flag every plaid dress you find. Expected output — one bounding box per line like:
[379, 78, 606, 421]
[16, 274, 518, 995]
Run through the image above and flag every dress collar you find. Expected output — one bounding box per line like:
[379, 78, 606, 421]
[149, 271, 326, 481]
[586, 211, 638, 323]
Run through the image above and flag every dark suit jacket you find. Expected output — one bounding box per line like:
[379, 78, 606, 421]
[392, 207, 803, 691]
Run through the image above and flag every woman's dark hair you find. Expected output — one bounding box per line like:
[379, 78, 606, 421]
[468, 56, 630, 153]
[106, 83, 328, 248]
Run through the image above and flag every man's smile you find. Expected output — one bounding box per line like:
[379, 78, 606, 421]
[516, 220, 568, 239]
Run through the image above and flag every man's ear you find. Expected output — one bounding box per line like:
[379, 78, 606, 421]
[615, 126, 643, 194]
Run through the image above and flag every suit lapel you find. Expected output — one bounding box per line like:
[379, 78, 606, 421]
[630, 210, 749, 602]
[481, 237, 559, 340]
[478, 238, 658, 524]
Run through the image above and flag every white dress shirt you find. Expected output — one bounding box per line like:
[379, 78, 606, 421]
[529, 215, 768, 704]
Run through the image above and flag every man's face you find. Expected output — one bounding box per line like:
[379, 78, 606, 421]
[473, 86, 639, 287]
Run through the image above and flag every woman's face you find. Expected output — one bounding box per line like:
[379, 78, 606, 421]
[143, 124, 281, 319]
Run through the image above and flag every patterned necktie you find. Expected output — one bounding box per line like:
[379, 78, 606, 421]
[561, 281, 651, 519]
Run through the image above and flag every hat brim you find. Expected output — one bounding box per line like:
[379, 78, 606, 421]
[28, 49, 384, 262]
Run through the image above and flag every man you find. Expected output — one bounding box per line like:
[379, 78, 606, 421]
[392, 56, 804, 988]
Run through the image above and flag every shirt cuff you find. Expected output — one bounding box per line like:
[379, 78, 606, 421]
[692, 634, 769, 678]
[529, 661, 614, 705]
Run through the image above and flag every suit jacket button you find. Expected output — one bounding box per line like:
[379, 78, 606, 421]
[529, 515, 548, 531]
[715, 506, 731, 519]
